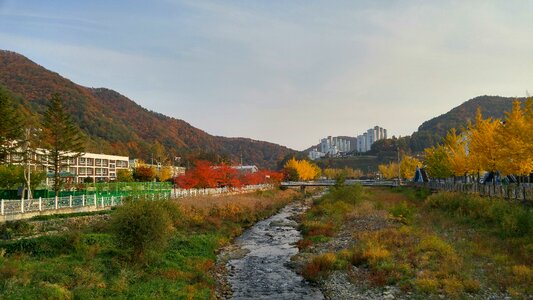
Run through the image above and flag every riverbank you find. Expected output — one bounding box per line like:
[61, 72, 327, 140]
[292, 186, 532, 299]
[0, 188, 302, 299]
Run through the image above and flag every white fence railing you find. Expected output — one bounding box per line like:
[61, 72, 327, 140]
[0, 184, 273, 217]
[170, 184, 272, 198]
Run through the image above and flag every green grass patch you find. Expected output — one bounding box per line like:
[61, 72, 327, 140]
[29, 209, 113, 221]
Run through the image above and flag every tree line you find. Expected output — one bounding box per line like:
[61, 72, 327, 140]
[423, 100, 533, 183]
[378, 100, 533, 183]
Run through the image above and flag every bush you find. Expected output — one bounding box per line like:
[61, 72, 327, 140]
[328, 184, 364, 205]
[388, 201, 415, 224]
[110, 199, 178, 262]
[0, 221, 34, 240]
[302, 253, 337, 281]
[0, 235, 75, 257]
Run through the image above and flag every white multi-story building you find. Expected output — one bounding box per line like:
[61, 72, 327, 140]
[319, 136, 351, 155]
[73, 153, 130, 182]
[129, 159, 186, 178]
[355, 126, 388, 152]
[308, 148, 325, 161]
[8, 149, 130, 183]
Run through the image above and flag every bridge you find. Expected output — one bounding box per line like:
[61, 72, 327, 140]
[281, 179, 399, 192]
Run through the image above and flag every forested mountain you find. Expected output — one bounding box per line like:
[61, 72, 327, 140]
[303, 96, 527, 156]
[408, 95, 528, 152]
[0, 50, 295, 169]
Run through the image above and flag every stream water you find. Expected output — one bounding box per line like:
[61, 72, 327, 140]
[223, 201, 324, 300]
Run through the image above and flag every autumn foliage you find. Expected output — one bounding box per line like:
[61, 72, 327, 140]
[379, 155, 421, 180]
[174, 160, 283, 189]
[284, 158, 321, 181]
[423, 100, 533, 181]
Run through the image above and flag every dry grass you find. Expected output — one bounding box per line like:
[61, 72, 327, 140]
[300, 187, 532, 298]
[175, 189, 298, 210]
[173, 189, 299, 231]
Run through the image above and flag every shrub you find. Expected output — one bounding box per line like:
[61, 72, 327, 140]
[301, 221, 335, 237]
[0, 220, 34, 240]
[362, 242, 391, 265]
[415, 277, 439, 293]
[442, 277, 464, 298]
[0, 235, 75, 257]
[328, 184, 364, 205]
[388, 201, 415, 224]
[110, 199, 177, 262]
[302, 253, 337, 281]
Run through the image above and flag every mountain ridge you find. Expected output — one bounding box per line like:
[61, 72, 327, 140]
[0, 50, 295, 169]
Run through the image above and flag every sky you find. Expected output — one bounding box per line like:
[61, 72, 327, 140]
[1, 0, 532, 150]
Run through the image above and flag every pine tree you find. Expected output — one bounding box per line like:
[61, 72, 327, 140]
[0, 87, 24, 164]
[42, 94, 86, 194]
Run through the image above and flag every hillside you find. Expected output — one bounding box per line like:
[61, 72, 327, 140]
[302, 95, 527, 156]
[0, 50, 295, 169]
[408, 95, 528, 152]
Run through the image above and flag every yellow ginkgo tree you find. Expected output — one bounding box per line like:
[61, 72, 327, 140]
[467, 108, 501, 181]
[443, 128, 471, 181]
[495, 100, 533, 179]
[284, 158, 320, 181]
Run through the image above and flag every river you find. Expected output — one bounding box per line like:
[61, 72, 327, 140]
[220, 200, 324, 300]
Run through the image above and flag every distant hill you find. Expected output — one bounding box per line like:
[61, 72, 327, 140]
[0, 50, 295, 169]
[301, 95, 527, 158]
[408, 95, 528, 152]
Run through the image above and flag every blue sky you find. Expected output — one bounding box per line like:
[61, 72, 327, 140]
[1, 0, 532, 150]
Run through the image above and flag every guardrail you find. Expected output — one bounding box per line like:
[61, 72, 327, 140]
[0, 184, 274, 221]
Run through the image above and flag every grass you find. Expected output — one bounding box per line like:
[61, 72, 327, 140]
[299, 186, 533, 298]
[0, 188, 303, 299]
[297, 185, 365, 250]
[29, 209, 113, 221]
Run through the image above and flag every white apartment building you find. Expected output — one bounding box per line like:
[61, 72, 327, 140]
[355, 126, 388, 152]
[319, 136, 351, 155]
[308, 148, 325, 161]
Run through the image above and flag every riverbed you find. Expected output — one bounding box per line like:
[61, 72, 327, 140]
[219, 200, 324, 300]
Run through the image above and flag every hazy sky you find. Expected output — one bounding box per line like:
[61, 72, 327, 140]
[1, 1, 532, 150]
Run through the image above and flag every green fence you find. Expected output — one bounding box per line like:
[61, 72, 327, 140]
[0, 182, 172, 200]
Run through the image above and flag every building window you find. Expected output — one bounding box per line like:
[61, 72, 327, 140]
[117, 160, 128, 168]
[86, 158, 94, 166]
[78, 167, 86, 175]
